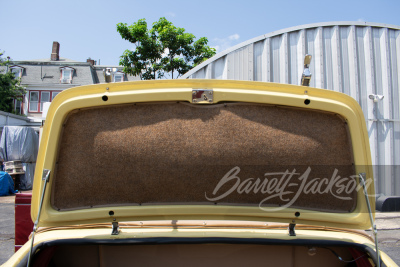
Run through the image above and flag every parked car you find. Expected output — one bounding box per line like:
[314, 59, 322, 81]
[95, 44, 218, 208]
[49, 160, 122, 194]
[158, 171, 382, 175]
[2, 79, 397, 266]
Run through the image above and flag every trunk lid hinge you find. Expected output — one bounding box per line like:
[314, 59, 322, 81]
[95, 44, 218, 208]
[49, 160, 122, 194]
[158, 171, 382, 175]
[27, 169, 51, 267]
[359, 173, 380, 267]
[112, 222, 120, 235]
[288, 222, 296, 236]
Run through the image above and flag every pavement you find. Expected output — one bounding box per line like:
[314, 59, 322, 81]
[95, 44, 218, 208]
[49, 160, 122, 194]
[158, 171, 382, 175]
[0, 203, 14, 266]
[369, 213, 400, 264]
[0, 194, 399, 265]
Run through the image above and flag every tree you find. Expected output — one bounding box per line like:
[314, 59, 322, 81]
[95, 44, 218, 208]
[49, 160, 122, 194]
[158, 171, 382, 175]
[0, 51, 26, 113]
[117, 17, 216, 79]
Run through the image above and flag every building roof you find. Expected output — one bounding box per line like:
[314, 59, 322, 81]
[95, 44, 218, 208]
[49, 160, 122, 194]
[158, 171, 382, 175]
[181, 21, 400, 79]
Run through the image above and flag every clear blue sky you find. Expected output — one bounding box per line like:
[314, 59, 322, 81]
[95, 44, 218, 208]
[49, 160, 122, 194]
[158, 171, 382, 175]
[2, 0, 400, 66]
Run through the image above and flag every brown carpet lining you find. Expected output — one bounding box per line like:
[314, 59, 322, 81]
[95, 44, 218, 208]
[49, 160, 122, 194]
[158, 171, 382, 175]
[51, 102, 356, 212]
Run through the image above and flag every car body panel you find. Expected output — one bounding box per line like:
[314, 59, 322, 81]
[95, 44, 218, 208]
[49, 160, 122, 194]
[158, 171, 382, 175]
[3, 223, 397, 267]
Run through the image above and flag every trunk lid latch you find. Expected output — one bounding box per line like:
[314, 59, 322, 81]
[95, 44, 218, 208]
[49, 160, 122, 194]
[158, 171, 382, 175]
[192, 89, 213, 104]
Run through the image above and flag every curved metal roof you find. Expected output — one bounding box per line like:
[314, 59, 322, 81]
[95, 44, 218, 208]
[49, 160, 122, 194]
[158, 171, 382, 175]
[182, 21, 400, 80]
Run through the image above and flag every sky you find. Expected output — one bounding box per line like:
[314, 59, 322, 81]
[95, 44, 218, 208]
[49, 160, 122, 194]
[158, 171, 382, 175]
[2, 0, 400, 66]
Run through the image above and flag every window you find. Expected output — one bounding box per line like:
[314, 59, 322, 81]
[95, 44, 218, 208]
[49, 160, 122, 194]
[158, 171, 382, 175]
[113, 71, 124, 83]
[10, 66, 24, 79]
[40, 91, 50, 111]
[29, 91, 39, 112]
[60, 67, 74, 84]
[28, 90, 61, 113]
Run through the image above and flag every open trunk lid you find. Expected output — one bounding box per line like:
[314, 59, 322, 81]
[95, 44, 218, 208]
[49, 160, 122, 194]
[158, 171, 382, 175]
[31, 80, 375, 229]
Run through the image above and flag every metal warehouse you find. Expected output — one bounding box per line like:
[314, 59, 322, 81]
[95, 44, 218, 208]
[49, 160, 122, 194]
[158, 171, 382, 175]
[182, 22, 400, 198]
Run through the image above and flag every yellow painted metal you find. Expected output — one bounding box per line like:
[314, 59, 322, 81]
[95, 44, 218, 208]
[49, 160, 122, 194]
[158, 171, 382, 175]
[30, 80, 375, 229]
[3, 227, 397, 267]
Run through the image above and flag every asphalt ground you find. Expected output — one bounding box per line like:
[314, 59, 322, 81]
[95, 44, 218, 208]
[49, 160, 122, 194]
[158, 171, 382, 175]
[0, 203, 14, 266]
[1, 194, 400, 266]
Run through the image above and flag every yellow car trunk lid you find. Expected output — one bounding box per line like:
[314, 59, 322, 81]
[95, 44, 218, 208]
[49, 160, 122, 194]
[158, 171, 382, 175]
[31, 80, 375, 229]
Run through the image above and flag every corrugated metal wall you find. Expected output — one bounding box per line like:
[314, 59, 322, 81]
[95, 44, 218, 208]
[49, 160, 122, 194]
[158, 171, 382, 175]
[182, 22, 400, 197]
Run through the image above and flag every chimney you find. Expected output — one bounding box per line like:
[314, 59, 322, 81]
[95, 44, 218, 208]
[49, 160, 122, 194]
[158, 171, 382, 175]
[51, 41, 60, 61]
[87, 58, 95, 66]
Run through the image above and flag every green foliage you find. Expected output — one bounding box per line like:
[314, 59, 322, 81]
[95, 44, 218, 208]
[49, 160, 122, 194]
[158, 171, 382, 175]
[117, 17, 216, 79]
[0, 51, 26, 113]
[0, 51, 10, 66]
